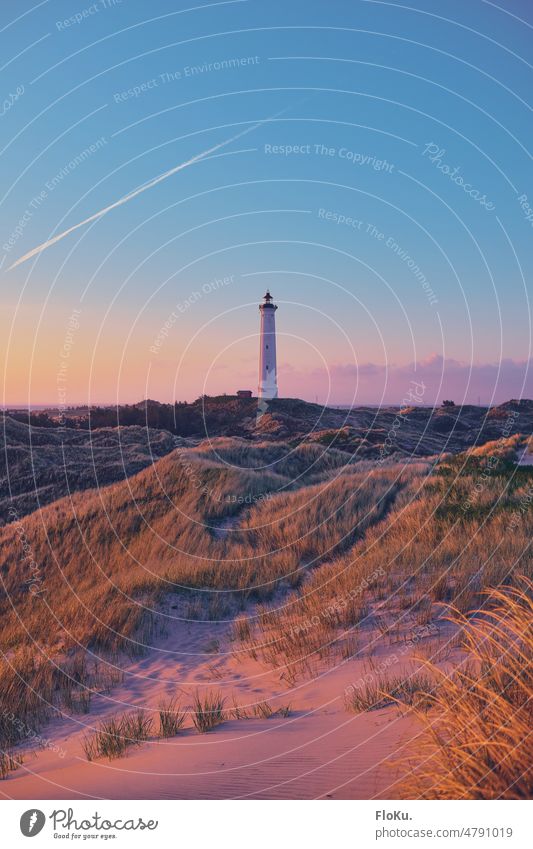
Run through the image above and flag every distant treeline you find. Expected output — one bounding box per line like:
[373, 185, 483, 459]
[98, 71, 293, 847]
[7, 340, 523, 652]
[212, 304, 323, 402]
[6, 397, 256, 437]
[91, 402, 207, 435]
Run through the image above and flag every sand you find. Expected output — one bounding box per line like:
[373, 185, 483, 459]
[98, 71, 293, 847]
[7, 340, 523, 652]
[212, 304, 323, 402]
[1, 607, 424, 800]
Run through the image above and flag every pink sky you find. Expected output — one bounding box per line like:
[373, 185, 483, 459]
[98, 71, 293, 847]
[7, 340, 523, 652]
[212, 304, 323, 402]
[4, 353, 531, 408]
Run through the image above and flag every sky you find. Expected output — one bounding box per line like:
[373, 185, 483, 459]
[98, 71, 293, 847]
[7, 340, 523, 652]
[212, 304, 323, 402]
[1, 0, 532, 406]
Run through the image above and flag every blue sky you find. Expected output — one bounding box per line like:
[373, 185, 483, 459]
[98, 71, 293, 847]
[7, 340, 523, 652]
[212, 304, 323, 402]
[1, 0, 532, 405]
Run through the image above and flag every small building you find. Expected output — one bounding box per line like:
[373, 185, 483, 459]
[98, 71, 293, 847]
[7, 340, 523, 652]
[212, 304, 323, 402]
[236, 390, 253, 398]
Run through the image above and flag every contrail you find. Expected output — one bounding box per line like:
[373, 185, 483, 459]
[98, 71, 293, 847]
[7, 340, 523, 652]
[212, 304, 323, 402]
[7, 103, 299, 271]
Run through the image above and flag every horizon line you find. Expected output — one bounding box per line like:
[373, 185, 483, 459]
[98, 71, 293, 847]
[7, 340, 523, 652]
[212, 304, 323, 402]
[2, 395, 531, 411]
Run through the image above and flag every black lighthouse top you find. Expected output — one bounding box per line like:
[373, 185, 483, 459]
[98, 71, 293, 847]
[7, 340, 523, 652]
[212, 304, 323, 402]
[260, 290, 276, 309]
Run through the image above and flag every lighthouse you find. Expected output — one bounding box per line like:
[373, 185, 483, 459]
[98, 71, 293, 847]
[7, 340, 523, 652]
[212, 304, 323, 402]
[258, 290, 278, 399]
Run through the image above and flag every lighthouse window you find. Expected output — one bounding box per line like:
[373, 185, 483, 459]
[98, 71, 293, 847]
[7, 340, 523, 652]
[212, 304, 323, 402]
[266, 344, 269, 349]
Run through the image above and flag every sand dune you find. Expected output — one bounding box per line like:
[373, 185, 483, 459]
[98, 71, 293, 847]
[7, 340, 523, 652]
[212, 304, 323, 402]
[2, 599, 426, 800]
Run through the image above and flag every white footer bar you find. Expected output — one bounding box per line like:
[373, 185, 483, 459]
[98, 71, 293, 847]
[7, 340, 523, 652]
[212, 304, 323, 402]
[2, 799, 530, 848]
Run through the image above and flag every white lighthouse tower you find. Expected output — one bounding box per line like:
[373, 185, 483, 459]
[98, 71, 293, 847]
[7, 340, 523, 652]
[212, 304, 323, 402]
[258, 290, 278, 399]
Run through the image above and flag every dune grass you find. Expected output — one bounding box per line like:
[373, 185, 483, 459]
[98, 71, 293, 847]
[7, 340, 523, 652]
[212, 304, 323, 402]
[0, 446, 410, 743]
[82, 710, 153, 761]
[344, 670, 436, 713]
[1, 436, 531, 790]
[0, 448, 403, 656]
[394, 580, 533, 799]
[233, 456, 533, 678]
[0, 750, 24, 780]
[158, 697, 186, 737]
[252, 700, 274, 719]
[191, 690, 226, 733]
[0, 648, 123, 764]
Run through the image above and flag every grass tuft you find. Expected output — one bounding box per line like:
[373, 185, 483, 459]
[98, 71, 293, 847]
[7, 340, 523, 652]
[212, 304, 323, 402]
[158, 697, 186, 737]
[191, 690, 225, 733]
[252, 700, 274, 719]
[82, 710, 153, 761]
[344, 671, 436, 713]
[0, 749, 24, 780]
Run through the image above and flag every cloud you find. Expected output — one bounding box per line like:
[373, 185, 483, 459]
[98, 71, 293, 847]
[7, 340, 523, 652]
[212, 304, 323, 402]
[277, 354, 533, 405]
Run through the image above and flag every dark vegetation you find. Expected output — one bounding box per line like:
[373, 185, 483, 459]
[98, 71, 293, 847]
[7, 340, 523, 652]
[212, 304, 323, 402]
[0, 415, 182, 525]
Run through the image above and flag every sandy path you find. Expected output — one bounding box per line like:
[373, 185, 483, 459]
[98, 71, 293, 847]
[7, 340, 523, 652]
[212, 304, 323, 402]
[2, 606, 422, 800]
